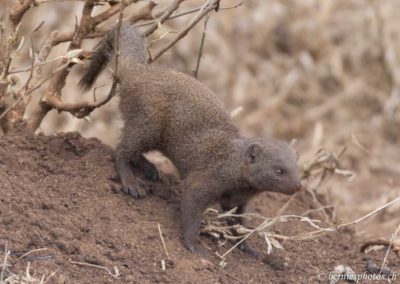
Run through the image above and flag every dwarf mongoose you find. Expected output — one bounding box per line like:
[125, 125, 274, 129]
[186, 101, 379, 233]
[80, 25, 302, 255]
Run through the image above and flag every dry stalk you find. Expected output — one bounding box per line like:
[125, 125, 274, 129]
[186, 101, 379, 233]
[193, 14, 211, 78]
[0, 243, 9, 282]
[157, 223, 171, 261]
[379, 222, 400, 273]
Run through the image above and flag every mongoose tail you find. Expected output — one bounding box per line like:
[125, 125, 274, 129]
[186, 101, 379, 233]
[79, 25, 147, 90]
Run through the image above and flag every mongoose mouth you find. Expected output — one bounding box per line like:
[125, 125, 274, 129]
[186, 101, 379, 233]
[279, 183, 302, 195]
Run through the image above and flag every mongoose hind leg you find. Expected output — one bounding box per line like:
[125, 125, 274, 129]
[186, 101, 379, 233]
[220, 197, 262, 259]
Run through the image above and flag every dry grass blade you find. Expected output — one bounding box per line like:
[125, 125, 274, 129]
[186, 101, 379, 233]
[157, 223, 171, 261]
[380, 222, 400, 274]
[0, 243, 10, 283]
[70, 261, 120, 279]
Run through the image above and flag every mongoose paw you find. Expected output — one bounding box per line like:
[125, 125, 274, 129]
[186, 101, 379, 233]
[122, 178, 149, 199]
[186, 243, 208, 255]
[262, 253, 288, 270]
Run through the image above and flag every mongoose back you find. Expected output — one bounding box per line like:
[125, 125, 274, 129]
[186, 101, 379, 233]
[80, 24, 302, 255]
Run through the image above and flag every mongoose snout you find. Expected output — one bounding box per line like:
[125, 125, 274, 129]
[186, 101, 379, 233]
[80, 24, 302, 257]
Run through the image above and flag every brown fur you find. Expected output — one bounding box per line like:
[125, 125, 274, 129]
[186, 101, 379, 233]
[80, 25, 302, 255]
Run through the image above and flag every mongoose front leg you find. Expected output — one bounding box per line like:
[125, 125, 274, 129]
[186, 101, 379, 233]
[115, 124, 159, 198]
[181, 172, 219, 254]
[220, 196, 262, 258]
[115, 145, 151, 199]
[116, 152, 147, 198]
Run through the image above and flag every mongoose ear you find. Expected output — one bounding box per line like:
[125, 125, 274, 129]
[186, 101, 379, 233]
[243, 142, 264, 164]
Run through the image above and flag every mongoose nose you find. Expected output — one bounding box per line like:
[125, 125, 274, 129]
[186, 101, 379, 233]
[294, 183, 302, 192]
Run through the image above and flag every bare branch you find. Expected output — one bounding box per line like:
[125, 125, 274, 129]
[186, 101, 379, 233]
[113, 0, 125, 81]
[16, 0, 235, 131]
[27, 0, 96, 130]
[43, 81, 117, 118]
[193, 14, 210, 78]
[9, 0, 35, 27]
[24, 38, 36, 91]
[136, 0, 244, 28]
[149, 0, 220, 63]
[26, 0, 181, 130]
[43, 1, 126, 120]
[0, 97, 23, 121]
[143, 0, 186, 37]
[0, 0, 35, 131]
[91, 0, 138, 26]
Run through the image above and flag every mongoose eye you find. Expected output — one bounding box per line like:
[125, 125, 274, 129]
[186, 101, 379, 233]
[276, 169, 283, 175]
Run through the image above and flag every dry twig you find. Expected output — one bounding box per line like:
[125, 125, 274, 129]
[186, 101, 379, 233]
[157, 223, 171, 267]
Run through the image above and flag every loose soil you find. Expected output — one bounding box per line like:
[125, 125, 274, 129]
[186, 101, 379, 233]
[0, 128, 398, 283]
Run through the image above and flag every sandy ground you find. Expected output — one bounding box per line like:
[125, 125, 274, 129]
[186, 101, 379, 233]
[0, 129, 399, 283]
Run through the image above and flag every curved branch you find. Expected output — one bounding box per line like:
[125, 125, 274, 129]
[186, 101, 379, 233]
[143, 0, 186, 36]
[43, 80, 118, 118]
[149, 0, 220, 63]
[9, 0, 35, 27]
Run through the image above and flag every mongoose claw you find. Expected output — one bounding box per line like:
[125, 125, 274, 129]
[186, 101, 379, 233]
[122, 178, 149, 199]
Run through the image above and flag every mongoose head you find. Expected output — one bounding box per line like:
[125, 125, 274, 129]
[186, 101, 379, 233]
[241, 138, 302, 195]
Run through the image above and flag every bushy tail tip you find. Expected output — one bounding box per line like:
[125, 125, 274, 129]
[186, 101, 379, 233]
[79, 31, 115, 91]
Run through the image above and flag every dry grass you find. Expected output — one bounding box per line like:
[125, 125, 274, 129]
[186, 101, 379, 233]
[0, 245, 55, 284]
[200, 146, 400, 261]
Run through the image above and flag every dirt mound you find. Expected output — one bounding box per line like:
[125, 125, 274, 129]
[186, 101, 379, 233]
[0, 129, 397, 283]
